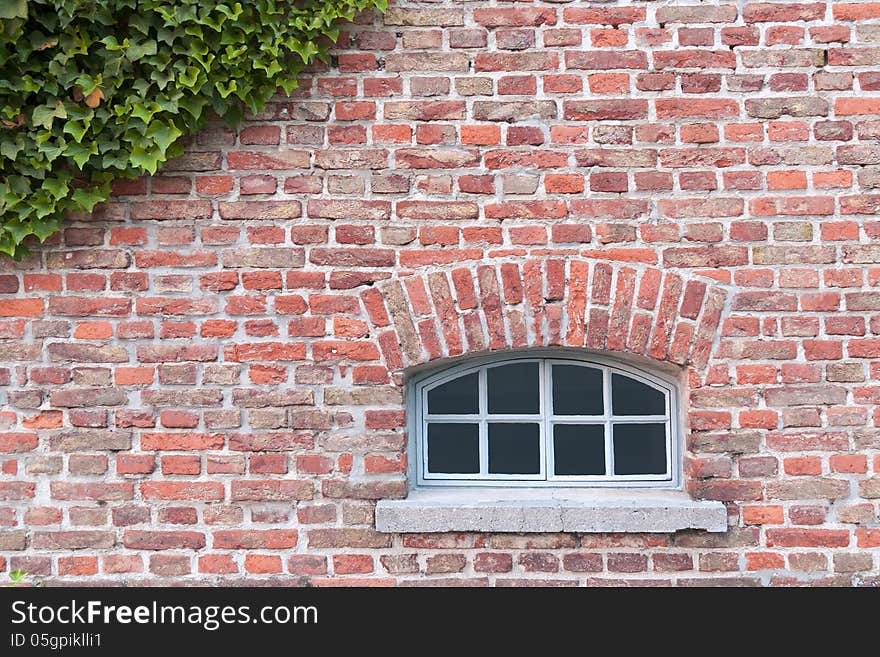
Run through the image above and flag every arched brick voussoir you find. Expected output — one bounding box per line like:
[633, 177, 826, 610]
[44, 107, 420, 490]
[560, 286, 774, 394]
[363, 257, 730, 374]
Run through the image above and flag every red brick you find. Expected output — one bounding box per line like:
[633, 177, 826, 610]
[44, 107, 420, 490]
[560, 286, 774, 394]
[766, 529, 850, 548]
[743, 505, 785, 525]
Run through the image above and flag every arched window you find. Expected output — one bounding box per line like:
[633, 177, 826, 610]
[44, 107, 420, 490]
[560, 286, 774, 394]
[410, 352, 680, 488]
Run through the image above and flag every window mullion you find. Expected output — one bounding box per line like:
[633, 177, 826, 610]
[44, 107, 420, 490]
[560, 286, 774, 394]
[603, 366, 614, 477]
[542, 360, 551, 481]
[479, 366, 488, 476]
[421, 386, 428, 483]
[607, 415, 669, 423]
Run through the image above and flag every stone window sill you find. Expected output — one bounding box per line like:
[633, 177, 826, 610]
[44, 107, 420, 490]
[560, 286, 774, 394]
[375, 488, 727, 534]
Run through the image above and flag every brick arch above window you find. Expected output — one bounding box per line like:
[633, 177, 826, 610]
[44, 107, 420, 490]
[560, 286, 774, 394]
[359, 257, 729, 374]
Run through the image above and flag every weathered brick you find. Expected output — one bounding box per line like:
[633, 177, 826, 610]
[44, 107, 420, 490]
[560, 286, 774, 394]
[32, 531, 115, 550]
[221, 248, 305, 269]
[766, 479, 851, 500]
[49, 430, 131, 451]
[123, 531, 205, 550]
[212, 530, 298, 550]
[472, 101, 557, 122]
[50, 388, 127, 408]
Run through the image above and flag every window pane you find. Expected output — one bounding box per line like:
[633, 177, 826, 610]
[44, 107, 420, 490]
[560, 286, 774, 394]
[611, 373, 666, 416]
[427, 423, 479, 474]
[427, 372, 479, 415]
[487, 362, 539, 415]
[612, 423, 668, 475]
[488, 423, 540, 474]
[552, 364, 603, 416]
[553, 424, 605, 475]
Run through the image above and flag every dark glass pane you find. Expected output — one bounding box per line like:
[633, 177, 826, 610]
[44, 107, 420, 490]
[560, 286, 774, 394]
[488, 423, 540, 474]
[427, 423, 479, 474]
[612, 423, 668, 476]
[553, 425, 605, 475]
[552, 364, 604, 416]
[487, 362, 539, 415]
[427, 372, 479, 415]
[611, 373, 666, 416]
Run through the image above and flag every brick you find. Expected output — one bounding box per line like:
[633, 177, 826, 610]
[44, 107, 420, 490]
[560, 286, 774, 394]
[123, 531, 205, 550]
[385, 53, 469, 72]
[766, 478, 850, 500]
[745, 97, 829, 119]
[231, 479, 312, 501]
[211, 530, 298, 550]
[384, 8, 463, 27]
[141, 482, 223, 501]
[470, 552, 511, 573]
[663, 247, 748, 268]
[32, 531, 115, 550]
[657, 7, 738, 23]
[472, 101, 557, 122]
[49, 482, 131, 501]
[476, 53, 557, 72]
[217, 201, 300, 221]
[766, 529, 850, 548]
[565, 50, 647, 70]
[744, 3, 826, 23]
[307, 529, 392, 549]
[563, 100, 648, 121]
[653, 50, 736, 70]
[395, 148, 481, 169]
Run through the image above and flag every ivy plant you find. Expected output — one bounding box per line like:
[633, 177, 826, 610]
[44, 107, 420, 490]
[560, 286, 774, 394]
[2, 569, 34, 586]
[0, 0, 387, 258]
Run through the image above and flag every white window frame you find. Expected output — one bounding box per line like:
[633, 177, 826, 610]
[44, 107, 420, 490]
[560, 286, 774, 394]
[408, 351, 681, 489]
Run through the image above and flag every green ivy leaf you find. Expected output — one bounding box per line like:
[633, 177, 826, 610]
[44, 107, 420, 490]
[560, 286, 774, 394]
[62, 120, 89, 143]
[179, 65, 200, 87]
[42, 177, 68, 200]
[31, 106, 56, 130]
[35, 137, 66, 163]
[146, 121, 182, 153]
[126, 39, 158, 61]
[0, 0, 27, 19]
[0, 233, 20, 258]
[130, 102, 157, 124]
[178, 95, 206, 119]
[100, 151, 129, 170]
[128, 146, 161, 174]
[100, 35, 124, 51]
[31, 101, 66, 129]
[66, 141, 98, 167]
[3, 219, 31, 244]
[0, 136, 24, 160]
[215, 79, 237, 99]
[71, 187, 105, 212]
[31, 215, 62, 241]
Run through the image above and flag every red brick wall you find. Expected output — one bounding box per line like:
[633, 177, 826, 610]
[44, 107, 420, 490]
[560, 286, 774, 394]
[1, 0, 880, 585]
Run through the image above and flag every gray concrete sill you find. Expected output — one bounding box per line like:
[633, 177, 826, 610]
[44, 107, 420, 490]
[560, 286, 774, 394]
[375, 488, 728, 533]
